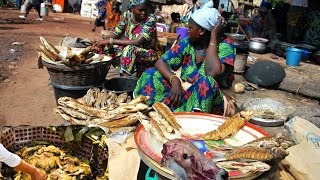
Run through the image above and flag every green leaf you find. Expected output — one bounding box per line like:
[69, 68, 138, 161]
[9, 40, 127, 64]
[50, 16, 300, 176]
[75, 126, 90, 145]
[64, 126, 74, 142]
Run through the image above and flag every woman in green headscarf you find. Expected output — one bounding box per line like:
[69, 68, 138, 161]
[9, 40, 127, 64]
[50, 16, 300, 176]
[93, 0, 162, 76]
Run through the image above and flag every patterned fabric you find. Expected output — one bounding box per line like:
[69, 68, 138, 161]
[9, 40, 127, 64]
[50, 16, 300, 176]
[245, 14, 264, 38]
[97, 0, 107, 22]
[112, 11, 162, 75]
[134, 37, 235, 114]
[106, 1, 120, 28]
[128, 0, 145, 9]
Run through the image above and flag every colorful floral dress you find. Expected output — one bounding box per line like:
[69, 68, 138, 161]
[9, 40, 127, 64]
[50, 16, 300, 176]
[134, 37, 235, 114]
[112, 11, 163, 75]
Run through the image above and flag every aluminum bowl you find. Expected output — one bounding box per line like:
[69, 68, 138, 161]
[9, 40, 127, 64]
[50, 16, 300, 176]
[248, 40, 267, 54]
[241, 98, 295, 127]
[224, 33, 246, 41]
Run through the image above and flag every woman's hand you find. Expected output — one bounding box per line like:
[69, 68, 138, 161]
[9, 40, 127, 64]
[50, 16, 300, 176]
[30, 168, 45, 180]
[211, 16, 227, 38]
[93, 39, 109, 49]
[169, 76, 183, 106]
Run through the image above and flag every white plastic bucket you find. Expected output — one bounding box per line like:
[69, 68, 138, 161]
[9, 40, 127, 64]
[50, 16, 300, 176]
[40, 3, 49, 16]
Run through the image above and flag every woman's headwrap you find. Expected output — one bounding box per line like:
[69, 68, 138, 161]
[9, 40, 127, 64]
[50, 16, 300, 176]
[128, 0, 146, 9]
[190, 5, 221, 32]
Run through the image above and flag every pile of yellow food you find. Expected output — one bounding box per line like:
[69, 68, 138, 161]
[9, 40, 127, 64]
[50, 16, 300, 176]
[14, 145, 91, 180]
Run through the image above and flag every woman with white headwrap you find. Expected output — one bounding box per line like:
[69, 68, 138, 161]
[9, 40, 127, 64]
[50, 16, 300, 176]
[134, 6, 236, 115]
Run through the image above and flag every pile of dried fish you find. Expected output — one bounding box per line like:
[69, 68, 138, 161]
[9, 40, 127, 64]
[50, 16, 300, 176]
[136, 102, 182, 143]
[14, 145, 91, 180]
[54, 88, 150, 129]
[38, 36, 108, 68]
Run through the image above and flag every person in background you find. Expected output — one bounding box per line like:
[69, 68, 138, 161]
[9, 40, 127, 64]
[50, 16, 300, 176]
[93, 0, 163, 76]
[0, 144, 44, 179]
[219, 3, 224, 14]
[134, 6, 236, 115]
[92, 0, 107, 32]
[106, 1, 121, 29]
[19, 0, 43, 21]
[245, 2, 271, 38]
[263, 8, 277, 39]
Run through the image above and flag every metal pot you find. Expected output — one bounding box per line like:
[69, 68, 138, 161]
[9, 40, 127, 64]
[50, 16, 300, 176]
[248, 41, 267, 54]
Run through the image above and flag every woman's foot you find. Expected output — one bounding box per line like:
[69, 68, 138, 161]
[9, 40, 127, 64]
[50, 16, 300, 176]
[91, 29, 95, 32]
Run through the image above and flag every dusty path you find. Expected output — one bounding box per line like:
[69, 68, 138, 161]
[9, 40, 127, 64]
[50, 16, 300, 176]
[0, 9, 102, 126]
[0, 8, 319, 131]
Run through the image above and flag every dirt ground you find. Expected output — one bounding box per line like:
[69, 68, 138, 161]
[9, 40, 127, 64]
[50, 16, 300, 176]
[0, 8, 319, 134]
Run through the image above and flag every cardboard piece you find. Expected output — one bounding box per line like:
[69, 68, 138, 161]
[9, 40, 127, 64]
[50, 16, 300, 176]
[105, 136, 141, 180]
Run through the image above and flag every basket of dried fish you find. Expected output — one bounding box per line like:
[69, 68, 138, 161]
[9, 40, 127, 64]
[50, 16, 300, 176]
[0, 125, 108, 179]
[38, 36, 113, 86]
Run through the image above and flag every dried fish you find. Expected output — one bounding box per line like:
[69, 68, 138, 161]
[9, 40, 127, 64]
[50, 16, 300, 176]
[109, 126, 137, 133]
[136, 112, 167, 144]
[39, 45, 61, 61]
[54, 108, 88, 125]
[217, 161, 270, 175]
[116, 93, 128, 105]
[225, 146, 288, 161]
[149, 111, 174, 133]
[107, 91, 117, 106]
[153, 102, 181, 130]
[56, 106, 91, 120]
[100, 89, 110, 109]
[83, 88, 100, 107]
[127, 95, 150, 105]
[199, 111, 253, 140]
[98, 114, 139, 128]
[58, 97, 105, 116]
[39, 36, 60, 55]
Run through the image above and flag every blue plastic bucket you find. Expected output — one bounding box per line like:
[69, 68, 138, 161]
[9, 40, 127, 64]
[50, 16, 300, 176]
[176, 27, 189, 40]
[286, 47, 303, 66]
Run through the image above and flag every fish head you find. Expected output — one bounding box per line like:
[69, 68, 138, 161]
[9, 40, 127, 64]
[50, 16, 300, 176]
[161, 139, 228, 180]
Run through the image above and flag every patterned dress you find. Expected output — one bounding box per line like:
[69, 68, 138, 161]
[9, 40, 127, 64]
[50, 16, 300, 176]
[112, 11, 163, 75]
[134, 37, 235, 114]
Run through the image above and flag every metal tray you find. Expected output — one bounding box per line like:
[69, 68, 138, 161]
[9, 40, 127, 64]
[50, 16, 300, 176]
[241, 98, 295, 127]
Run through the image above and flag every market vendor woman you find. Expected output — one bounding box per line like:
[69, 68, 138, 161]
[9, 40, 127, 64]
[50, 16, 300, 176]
[93, 0, 162, 76]
[134, 6, 235, 115]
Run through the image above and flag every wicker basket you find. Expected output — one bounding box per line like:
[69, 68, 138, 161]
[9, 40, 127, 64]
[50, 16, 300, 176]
[42, 59, 112, 86]
[1, 126, 108, 177]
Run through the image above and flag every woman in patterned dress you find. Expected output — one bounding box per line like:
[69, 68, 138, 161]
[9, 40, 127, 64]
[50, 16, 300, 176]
[93, 0, 162, 76]
[134, 7, 235, 115]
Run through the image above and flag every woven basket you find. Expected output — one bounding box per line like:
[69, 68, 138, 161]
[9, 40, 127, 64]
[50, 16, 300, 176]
[42, 59, 112, 86]
[1, 126, 108, 176]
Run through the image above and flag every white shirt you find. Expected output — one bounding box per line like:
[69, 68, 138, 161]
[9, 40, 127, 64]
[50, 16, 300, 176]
[0, 144, 21, 167]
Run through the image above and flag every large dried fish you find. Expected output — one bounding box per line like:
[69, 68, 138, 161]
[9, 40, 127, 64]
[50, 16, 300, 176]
[98, 114, 139, 128]
[153, 102, 181, 130]
[39, 36, 60, 55]
[54, 108, 88, 125]
[198, 111, 253, 140]
[136, 112, 167, 144]
[58, 97, 105, 116]
[149, 111, 174, 133]
[39, 45, 61, 62]
[225, 146, 288, 161]
[56, 106, 91, 120]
